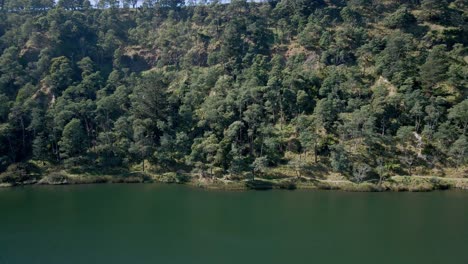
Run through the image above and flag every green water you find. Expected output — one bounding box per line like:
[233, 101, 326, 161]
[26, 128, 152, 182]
[0, 184, 467, 264]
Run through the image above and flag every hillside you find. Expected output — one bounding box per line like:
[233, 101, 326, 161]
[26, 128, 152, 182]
[0, 0, 467, 187]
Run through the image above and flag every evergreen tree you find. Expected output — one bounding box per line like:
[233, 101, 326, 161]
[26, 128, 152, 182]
[59, 118, 88, 160]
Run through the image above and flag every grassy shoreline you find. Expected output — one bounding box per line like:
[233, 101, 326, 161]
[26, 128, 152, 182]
[1, 170, 467, 192]
[192, 176, 468, 192]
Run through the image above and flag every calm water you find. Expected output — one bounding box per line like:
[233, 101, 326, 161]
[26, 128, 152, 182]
[0, 184, 467, 264]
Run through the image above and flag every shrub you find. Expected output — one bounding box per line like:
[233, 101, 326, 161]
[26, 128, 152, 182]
[383, 7, 416, 29]
[39, 172, 69, 185]
[277, 180, 297, 190]
[0, 162, 41, 184]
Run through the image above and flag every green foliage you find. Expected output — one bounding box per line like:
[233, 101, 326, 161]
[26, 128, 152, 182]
[251, 156, 268, 179]
[48, 56, 74, 93]
[0, 0, 466, 178]
[376, 33, 417, 85]
[59, 118, 88, 160]
[420, 0, 449, 23]
[449, 135, 468, 167]
[0, 162, 40, 184]
[330, 144, 350, 174]
[383, 6, 416, 29]
[448, 99, 468, 134]
[352, 162, 370, 183]
[420, 45, 449, 91]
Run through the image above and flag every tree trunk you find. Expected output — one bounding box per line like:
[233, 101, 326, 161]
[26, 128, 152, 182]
[249, 135, 254, 157]
[381, 120, 386, 136]
[20, 117, 25, 152]
[314, 144, 318, 163]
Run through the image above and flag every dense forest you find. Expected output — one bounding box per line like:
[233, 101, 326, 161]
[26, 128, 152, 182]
[0, 0, 467, 185]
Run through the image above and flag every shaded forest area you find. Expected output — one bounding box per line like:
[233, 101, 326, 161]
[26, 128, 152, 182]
[0, 0, 467, 184]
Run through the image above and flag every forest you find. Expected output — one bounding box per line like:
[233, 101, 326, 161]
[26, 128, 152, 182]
[0, 0, 467, 186]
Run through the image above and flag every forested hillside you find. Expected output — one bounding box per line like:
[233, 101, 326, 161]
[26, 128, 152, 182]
[0, 0, 467, 185]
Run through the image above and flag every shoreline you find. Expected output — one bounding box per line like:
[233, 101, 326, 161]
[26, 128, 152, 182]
[1, 173, 467, 192]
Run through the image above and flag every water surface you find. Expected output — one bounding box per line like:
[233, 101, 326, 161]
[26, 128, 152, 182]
[0, 184, 467, 264]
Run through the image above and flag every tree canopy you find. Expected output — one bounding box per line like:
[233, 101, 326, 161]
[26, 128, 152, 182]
[0, 0, 466, 182]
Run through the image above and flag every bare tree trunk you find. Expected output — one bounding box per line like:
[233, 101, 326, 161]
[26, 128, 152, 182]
[378, 174, 385, 186]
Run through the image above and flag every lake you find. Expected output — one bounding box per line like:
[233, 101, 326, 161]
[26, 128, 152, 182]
[0, 184, 467, 264]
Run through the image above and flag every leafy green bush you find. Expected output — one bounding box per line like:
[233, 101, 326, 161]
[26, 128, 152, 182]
[383, 7, 416, 29]
[0, 162, 41, 184]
